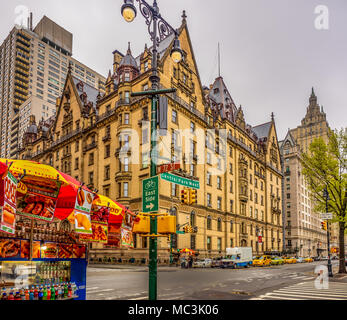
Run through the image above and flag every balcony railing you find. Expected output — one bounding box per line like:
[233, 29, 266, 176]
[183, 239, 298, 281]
[52, 129, 82, 147]
[83, 141, 97, 153]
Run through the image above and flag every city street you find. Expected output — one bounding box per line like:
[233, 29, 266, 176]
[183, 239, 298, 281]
[86, 261, 346, 300]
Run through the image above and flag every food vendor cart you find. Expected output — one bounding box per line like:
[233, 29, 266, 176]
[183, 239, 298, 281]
[0, 160, 89, 300]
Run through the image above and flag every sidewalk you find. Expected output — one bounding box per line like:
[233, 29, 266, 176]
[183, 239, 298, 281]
[88, 264, 179, 272]
[305, 265, 347, 283]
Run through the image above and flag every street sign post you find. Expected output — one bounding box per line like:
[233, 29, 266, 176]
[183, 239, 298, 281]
[160, 172, 200, 190]
[142, 176, 159, 213]
[320, 213, 333, 220]
[157, 162, 180, 174]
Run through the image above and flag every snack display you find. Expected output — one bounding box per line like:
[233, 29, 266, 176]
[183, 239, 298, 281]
[0, 239, 20, 258]
[91, 206, 110, 224]
[20, 240, 40, 259]
[73, 245, 86, 259]
[41, 242, 58, 259]
[77, 189, 85, 206]
[58, 244, 73, 259]
[92, 224, 108, 242]
[75, 213, 92, 231]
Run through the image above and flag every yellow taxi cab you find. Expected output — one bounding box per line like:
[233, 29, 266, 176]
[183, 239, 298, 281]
[252, 255, 272, 267]
[304, 257, 313, 263]
[284, 257, 297, 264]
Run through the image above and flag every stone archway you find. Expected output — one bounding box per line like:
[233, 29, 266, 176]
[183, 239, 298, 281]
[240, 239, 247, 247]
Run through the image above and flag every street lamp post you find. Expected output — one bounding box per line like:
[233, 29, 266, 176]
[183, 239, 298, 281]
[121, 0, 183, 301]
[323, 187, 333, 277]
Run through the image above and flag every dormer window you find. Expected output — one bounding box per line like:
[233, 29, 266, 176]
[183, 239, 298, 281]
[214, 88, 219, 94]
[144, 61, 148, 71]
[125, 72, 130, 82]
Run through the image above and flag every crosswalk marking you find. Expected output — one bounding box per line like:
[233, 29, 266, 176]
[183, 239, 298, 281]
[253, 281, 347, 300]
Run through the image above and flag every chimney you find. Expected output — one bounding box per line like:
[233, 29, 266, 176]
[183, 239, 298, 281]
[30, 12, 33, 31]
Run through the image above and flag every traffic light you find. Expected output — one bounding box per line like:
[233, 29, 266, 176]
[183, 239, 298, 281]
[321, 221, 327, 231]
[189, 189, 197, 205]
[181, 189, 189, 204]
[183, 226, 189, 233]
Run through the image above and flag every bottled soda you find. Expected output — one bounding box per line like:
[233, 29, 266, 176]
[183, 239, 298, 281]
[1, 288, 8, 300]
[64, 282, 68, 298]
[8, 288, 14, 300]
[47, 286, 51, 300]
[57, 284, 62, 300]
[38, 287, 43, 301]
[34, 286, 38, 300]
[25, 287, 29, 300]
[50, 285, 55, 301]
[14, 291, 21, 300]
[72, 283, 77, 297]
[20, 288, 26, 300]
[29, 287, 34, 300]
[68, 283, 72, 298]
[42, 286, 47, 300]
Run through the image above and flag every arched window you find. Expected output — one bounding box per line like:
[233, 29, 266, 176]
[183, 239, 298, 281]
[190, 211, 196, 227]
[170, 207, 177, 217]
[207, 216, 212, 230]
[217, 217, 222, 231]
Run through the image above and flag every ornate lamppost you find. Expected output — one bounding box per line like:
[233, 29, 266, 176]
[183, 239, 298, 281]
[121, 0, 183, 300]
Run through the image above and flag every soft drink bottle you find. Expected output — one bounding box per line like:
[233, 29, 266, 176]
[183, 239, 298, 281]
[8, 288, 14, 300]
[14, 291, 21, 300]
[29, 287, 34, 300]
[58, 285, 62, 300]
[68, 284, 72, 298]
[47, 286, 51, 300]
[25, 287, 29, 300]
[1, 288, 8, 300]
[20, 288, 26, 300]
[34, 286, 38, 300]
[38, 287, 43, 301]
[64, 283, 68, 298]
[72, 283, 77, 297]
[42, 286, 47, 300]
[50, 285, 55, 301]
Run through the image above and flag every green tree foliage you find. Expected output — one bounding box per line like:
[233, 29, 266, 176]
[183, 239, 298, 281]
[301, 128, 346, 273]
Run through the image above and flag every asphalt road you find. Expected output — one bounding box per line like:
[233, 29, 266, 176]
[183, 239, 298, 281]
[86, 261, 342, 300]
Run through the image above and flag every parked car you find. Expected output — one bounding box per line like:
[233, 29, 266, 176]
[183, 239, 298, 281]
[284, 257, 296, 264]
[211, 258, 223, 268]
[252, 255, 272, 267]
[304, 257, 313, 263]
[271, 257, 284, 265]
[296, 257, 304, 263]
[201, 258, 212, 268]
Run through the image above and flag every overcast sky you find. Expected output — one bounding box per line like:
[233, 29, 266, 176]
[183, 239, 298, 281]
[1, 0, 346, 140]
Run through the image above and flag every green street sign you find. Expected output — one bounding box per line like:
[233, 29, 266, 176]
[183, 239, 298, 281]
[160, 173, 200, 190]
[176, 231, 185, 235]
[142, 176, 159, 213]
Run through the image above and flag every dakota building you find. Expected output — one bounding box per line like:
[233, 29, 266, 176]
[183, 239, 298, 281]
[19, 14, 283, 261]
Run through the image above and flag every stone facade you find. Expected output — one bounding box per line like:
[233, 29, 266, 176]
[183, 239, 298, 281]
[19, 16, 283, 261]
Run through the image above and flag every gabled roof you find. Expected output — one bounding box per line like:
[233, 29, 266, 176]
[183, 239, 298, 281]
[279, 130, 296, 150]
[252, 122, 272, 140]
[72, 76, 100, 111]
[207, 77, 238, 123]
